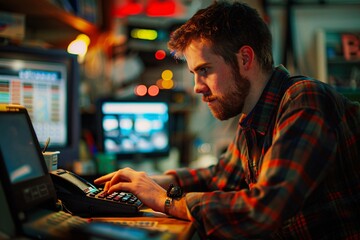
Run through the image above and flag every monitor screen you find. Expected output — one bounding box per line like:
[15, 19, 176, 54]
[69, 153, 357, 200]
[0, 46, 79, 167]
[98, 99, 170, 159]
[0, 105, 57, 216]
[0, 112, 44, 184]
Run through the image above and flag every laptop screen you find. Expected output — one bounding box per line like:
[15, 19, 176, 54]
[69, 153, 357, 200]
[0, 113, 44, 183]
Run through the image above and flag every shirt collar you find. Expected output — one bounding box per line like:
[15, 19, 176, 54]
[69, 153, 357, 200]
[239, 65, 291, 134]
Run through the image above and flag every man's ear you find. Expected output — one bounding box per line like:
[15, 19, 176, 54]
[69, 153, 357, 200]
[237, 45, 254, 70]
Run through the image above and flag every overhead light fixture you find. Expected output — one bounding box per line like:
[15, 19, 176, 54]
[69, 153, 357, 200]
[67, 34, 90, 63]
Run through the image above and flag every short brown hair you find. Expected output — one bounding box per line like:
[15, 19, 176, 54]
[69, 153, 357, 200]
[168, 1, 274, 73]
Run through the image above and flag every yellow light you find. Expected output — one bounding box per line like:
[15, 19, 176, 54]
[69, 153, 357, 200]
[67, 34, 90, 63]
[131, 28, 158, 41]
[161, 79, 174, 89]
[77, 34, 91, 46]
[161, 69, 173, 81]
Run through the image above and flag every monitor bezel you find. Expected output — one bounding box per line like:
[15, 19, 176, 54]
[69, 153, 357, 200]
[0, 106, 58, 226]
[97, 97, 171, 160]
[0, 45, 80, 168]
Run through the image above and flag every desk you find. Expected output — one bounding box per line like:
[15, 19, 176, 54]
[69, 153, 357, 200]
[0, 208, 195, 240]
[92, 208, 195, 240]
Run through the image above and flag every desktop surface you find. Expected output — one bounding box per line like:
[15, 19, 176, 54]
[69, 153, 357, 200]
[91, 207, 195, 240]
[0, 207, 195, 240]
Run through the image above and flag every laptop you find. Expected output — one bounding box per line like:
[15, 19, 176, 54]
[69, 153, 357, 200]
[0, 104, 87, 239]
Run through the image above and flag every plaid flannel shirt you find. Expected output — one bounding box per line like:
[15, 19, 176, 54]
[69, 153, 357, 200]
[167, 65, 360, 239]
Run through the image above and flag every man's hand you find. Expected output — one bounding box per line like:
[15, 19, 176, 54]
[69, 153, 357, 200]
[94, 167, 166, 213]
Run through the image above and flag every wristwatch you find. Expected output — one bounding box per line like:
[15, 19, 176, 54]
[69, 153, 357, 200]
[164, 184, 183, 215]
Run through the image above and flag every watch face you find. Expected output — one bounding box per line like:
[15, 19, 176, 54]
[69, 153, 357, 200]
[167, 184, 183, 198]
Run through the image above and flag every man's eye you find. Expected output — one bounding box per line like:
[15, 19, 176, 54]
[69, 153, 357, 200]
[199, 67, 208, 75]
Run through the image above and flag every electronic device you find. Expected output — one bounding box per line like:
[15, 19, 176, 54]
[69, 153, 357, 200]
[0, 104, 142, 238]
[0, 45, 80, 167]
[50, 168, 142, 217]
[97, 98, 171, 160]
[0, 104, 86, 238]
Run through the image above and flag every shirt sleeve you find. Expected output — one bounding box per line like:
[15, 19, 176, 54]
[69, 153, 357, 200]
[180, 86, 339, 238]
[165, 165, 216, 192]
[165, 137, 248, 193]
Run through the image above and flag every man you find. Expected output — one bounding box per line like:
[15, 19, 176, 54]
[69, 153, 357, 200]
[95, 1, 360, 238]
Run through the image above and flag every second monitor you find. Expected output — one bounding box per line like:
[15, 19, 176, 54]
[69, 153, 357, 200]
[97, 99, 170, 160]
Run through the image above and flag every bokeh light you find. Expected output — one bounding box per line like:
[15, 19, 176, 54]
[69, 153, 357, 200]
[148, 85, 160, 96]
[135, 84, 147, 96]
[161, 69, 173, 80]
[155, 50, 166, 60]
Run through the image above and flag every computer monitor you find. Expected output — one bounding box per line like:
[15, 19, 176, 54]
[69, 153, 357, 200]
[0, 105, 57, 224]
[97, 98, 170, 160]
[0, 45, 79, 167]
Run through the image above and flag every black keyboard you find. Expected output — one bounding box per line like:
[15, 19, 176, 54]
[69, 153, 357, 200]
[56, 188, 143, 217]
[50, 169, 143, 217]
[88, 189, 142, 208]
[22, 210, 88, 239]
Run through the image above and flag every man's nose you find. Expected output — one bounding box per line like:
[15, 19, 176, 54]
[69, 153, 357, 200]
[193, 76, 207, 94]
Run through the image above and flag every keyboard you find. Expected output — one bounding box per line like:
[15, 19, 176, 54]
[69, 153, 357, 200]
[55, 188, 143, 217]
[50, 169, 143, 217]
[89, 189, 142, 207]
[22, 210, 89, 239]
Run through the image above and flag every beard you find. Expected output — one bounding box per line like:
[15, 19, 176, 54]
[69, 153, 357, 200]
[208, 70, 250, 120]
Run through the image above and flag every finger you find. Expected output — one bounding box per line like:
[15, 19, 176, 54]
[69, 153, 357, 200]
[109, 168, 134, 186]
[94, 171, 117, 185]
[108, 181, 131, 194]
[107, 168, 139, 193]
[103, 181, 110, 192]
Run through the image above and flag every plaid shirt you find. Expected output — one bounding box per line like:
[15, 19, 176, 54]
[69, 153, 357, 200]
[168, 65, 360, 239]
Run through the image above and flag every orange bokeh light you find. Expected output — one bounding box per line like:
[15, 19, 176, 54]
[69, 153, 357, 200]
[135, 84, 147, 96]
[148, 85, 160, 96]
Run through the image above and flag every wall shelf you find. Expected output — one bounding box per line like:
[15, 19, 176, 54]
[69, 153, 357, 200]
[0, 0, 111, 48]
[316, 29, 360, 101]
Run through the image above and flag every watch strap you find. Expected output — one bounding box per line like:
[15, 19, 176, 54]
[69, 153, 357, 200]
[165, 184, 184, 215]
[164, 197, 172, 215]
